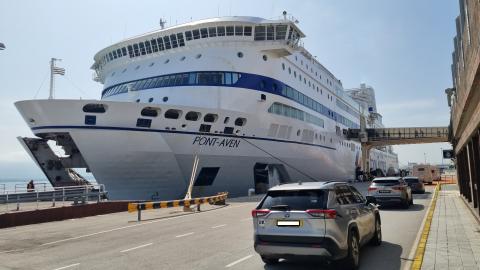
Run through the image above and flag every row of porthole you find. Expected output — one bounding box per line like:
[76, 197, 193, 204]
[282, 62, 335, 102]
[140, 107, 247, 127]
[112, 54, 203, 77]
[112, 51, 270, 78]
[294, 55, 335, 87]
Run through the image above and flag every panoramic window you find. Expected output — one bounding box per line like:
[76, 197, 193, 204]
[226, 26, 234, 36]
[235, 26, 243, 36]
[208, 27, 217, 37]
[217, 26, 226, 36]
[185, 31, 193, 41]
[163, 36, 171, 49]
[170, 34, 178, 48]
[244, 26, 252, 36]
[266, 25, 274, 40]
[276, 25, 288, 40]
[192, 29, 200, 39]
[151, 39, 158, 52]
[200, 28, 208, 38]
[254, 26, 266, 40]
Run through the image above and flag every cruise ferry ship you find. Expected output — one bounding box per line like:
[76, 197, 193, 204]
[15, 15, 398, 200]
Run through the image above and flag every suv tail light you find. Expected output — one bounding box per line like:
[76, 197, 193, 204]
[251, 209, 270, 217]
[368, 187, 377, 192]
[392, 186, 405, 191]
[306, 209, 336, 219]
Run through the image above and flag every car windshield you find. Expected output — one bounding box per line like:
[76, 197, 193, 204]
[259, 189, 327, 210]
[372, 179, 400, 185]
[404, 178, 419, 183]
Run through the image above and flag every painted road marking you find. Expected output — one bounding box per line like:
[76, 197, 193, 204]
[0, 248, 25, 254]
[120, 243, 153, 253]
[226, 254, 253, 268]
[40, 203, 251, 246]
[52, 263, 80, 270]
[175, 232, 194, 238]
[211, 224, 226, 229]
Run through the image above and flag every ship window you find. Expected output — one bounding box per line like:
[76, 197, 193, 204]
[234, 117, 247, 126]
[276, 25, 287, 40]
[170, 34, 178, 48]
[224, 117, 230, 124]
[136, 118, 152, 128]
[84, 115, 96, 125]
[165, 109, 181, 119]
[282, 63, 285, 70]
[232, 73, 240, 84]
[139, 42, 146, 55]
[145, 41, 152, 54]
[177, 33, 185, 46]
[192, 29, 200, 39]
[157, 38, 165, 51]
[254, 26, 266, 40]
[196, 54, 202, 59]
[288, 67, 291, 74]
[127, 45, 134, 57]
[112, 51, 117, 59]
[164, 59, 170, 64]
[263, 55, 268, 61]
[226, 26, 234, 36]
[260, 80, 265, 89]
[121, 47, 127, 56]
[117, 49, 122, 57]
[208, 27, 217, 37]
[217, 26, 225, 36]
[185, 31, 193, 41]
[83, 104, 107, 113]
[163, 36, 171, 49]
[266, 25, 274, 40]
[237, 52, 243, 58]
[244, 26, 252, 36]
[200, 28, 208, 38]
[293, 71, 296, 78]
[235, 26, 243, 36]
[224, 127, 234, 134]
[204, 113, 218, 123]
[188, 73, 196, 84]
[151, 39, 158, 52]
[132, 44, 140, 56]
[198, 72, 223, 85]
[141, 107, 159, 117]
[199, 124, 211, 133]
[180, 56, 186, 61]
[185, 111, 200, 121]
[225, 72, 232, 84]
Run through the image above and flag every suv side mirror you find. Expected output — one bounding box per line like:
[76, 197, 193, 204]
[366, 196, 377, 205]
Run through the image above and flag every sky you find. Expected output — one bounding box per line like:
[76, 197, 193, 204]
[0, 0, 458, 179]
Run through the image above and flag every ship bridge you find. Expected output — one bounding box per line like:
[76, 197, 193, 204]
[347, 126, 450, 174]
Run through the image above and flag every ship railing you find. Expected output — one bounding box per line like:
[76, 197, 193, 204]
[14, 182, 49, 193]
[0, 184, 107, 213]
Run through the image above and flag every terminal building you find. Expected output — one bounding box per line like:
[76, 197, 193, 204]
[447, 0, 480, 216]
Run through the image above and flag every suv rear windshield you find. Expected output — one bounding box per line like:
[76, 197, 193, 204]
[404, 178, 420, 183]
[372, 179, 400, 185]
[259, 190, 327, 210]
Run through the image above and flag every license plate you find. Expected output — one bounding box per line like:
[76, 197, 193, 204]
[277, 220, 301, 227]
[379, 190, 391, 193]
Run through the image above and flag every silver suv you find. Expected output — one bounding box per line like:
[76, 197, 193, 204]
[252, 182, 381, 269]
[368, 177, 413, 208]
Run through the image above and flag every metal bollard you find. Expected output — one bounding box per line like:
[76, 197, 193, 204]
[137, 208, 142, 222]
[36, 192, 39, 209]
[16, 194, 19, 211]
[197, 203, 201, 212]
[62, 188, 65, 206]
[52, 191, 56, 207]
[85, 186, 89, 203]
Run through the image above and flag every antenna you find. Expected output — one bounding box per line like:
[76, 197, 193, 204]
[159, 18, 166, 29]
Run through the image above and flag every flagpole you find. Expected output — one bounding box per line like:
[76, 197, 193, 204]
[49, 58, 54, 99]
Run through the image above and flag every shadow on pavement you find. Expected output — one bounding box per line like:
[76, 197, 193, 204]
[262, 241, 402, 270]
[379, 204, 425, 212]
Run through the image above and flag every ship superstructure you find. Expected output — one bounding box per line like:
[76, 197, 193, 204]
[16, 15, 398, 200]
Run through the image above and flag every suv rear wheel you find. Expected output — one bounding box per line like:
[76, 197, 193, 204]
[339, 230, 360, 270]
[261, 256, 279, 265]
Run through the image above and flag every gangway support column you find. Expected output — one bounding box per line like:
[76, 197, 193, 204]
[361, 144, 372, 180]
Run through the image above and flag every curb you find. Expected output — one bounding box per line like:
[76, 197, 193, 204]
[410, 184, 441, 270]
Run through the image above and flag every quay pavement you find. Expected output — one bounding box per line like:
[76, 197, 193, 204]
[421, 184, 480, 270]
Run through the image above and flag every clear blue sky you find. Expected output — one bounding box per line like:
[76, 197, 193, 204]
[0, 0, 458, 178]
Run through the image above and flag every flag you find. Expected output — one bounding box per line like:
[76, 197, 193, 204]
[52, 66, 65, 75]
